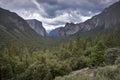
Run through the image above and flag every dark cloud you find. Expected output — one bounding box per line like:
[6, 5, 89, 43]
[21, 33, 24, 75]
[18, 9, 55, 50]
[1, 0, 30, 9]
[0, 0, 119, 31]
[36, 0, 58, 5]
[35, 0, 119, 18]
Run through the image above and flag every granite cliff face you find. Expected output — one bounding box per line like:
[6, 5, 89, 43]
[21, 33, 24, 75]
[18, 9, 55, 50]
[59, 23, 80, 37]
[58, 1, 120, 37]
[27, 19, 46, 37]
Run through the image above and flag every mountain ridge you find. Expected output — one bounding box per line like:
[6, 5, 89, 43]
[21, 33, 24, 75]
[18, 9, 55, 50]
[0, 7, 42, 46]
[50, 1, 120, 37]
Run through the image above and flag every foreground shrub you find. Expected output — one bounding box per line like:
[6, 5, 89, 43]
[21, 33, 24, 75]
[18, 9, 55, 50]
[55, 64, 120, 80]
[104, 48, 120, 65]
[55, 73, 93, 80]
[95, 66, 117, 80]
[115, 56, 120, 65]
[18, 54, 71, 80]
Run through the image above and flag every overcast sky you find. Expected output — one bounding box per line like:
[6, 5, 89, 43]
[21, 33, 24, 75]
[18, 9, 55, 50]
[0, 0, 119, 32]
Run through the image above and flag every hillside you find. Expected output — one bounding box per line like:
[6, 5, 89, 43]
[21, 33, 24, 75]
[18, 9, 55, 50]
[50, 1, 120, 37]
[0, 1, 120, 80]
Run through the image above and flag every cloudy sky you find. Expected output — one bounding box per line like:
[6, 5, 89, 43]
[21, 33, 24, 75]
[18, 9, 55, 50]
[0, 0, 119, 32]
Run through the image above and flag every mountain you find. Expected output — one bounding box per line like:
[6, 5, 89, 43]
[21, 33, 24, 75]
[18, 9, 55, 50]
[48, 27, 63, 37]
[0, 7, 66, 49]
[26, 19, 46, 37]
[0, 8, 41, 46]
[58, 1, 120, 37]
[59, 23, 80, 37]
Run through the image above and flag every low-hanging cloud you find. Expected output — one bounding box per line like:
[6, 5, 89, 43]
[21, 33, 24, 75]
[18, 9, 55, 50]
[0, 0, 119, 31]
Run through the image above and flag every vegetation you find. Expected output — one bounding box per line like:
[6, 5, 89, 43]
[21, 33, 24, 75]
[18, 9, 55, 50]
[0, 25, 120, 80]
[55, 64, 120, 80]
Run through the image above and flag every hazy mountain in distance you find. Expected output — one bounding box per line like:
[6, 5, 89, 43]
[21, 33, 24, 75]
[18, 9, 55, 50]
[48, 27, 63, 37]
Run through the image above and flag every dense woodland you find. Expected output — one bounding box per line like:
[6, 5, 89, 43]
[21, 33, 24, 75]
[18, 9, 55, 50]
[0, 24, 120, 80]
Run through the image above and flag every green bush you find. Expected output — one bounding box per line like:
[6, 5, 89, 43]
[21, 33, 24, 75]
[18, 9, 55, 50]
[55, 73, 93, 80]
[104, 48, 120, 65]
[18, 54, 71, 80]
[95, 66, 118, 80]
[1, 64, 13, 80]
[55, 65, 120, 80]
[115, 57, 120, 65]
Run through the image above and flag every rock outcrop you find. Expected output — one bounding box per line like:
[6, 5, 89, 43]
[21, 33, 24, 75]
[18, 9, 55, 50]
[27, 19, 46, 37]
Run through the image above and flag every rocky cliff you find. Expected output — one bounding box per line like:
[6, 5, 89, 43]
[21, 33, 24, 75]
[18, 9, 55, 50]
[59, 1, 120, 37]
[27, 19, 46, 37]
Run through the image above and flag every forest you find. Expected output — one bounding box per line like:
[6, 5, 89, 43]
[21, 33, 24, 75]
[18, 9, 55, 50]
[0, 1, 120, 80]
[1, 25, 120, 80]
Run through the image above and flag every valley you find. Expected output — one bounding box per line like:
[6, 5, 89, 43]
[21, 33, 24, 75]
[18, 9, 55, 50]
[0, 1, 120, 80]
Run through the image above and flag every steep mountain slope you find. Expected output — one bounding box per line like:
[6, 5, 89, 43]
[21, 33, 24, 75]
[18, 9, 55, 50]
[0, 8, 42, 47]
[0, 8, 41, 38]
[59, 1, 120, 37]
[27, 19, 46, 37]
[0, 8, 66, 49]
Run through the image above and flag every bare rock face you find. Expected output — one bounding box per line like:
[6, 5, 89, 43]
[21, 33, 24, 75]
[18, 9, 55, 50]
[59, 1, 120, 37]
[27, 19, 46, 37]
[59, 23, 81, 37]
